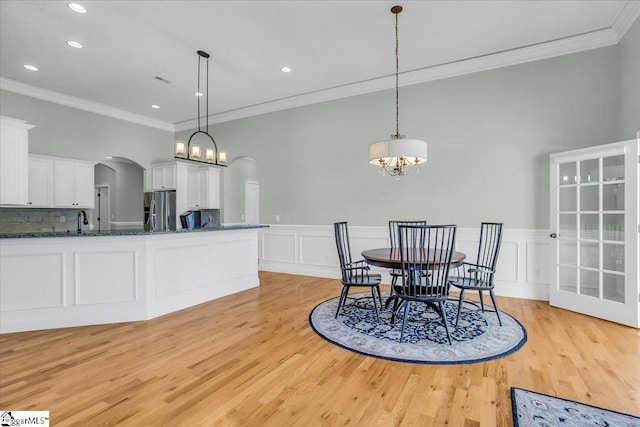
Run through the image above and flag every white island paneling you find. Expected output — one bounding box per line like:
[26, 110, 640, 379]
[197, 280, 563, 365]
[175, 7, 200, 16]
[0, 228, 260, 333]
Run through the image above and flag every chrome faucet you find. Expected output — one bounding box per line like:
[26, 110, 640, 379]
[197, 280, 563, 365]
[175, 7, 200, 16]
[77, 210, 88, 234]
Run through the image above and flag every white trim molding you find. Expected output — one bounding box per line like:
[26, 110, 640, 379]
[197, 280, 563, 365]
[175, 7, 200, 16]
[0, 78, 175, 133]
[176, 21, 633, 130]
[259, 224, 551, 301]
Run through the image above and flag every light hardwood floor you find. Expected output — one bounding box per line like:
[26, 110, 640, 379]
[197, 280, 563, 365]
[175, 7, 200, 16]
[1, 271, 638, 426]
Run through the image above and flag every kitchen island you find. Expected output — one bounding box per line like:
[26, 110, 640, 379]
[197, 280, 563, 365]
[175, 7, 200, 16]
[0, 225, 267, 333]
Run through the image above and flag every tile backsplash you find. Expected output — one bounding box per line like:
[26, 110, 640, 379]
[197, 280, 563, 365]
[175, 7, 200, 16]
[0, 208, 86, 233]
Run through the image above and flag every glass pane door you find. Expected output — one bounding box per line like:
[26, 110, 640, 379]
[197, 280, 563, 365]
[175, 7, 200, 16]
[550, 140, 638, 327]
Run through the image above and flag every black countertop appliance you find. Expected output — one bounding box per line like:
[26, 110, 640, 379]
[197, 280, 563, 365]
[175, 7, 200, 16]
[180, 210, 201, 230]
[180, 209, 221, 230]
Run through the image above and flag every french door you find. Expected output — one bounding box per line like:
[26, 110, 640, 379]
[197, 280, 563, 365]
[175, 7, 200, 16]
[549, 139, 639, 327]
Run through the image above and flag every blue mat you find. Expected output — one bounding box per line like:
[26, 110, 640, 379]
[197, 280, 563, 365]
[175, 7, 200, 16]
[511, 387, 640, 427]
[309, 292, 527, 364]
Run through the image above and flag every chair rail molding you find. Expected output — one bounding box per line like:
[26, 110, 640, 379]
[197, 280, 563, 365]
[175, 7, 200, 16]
[259, 224, 550, 301]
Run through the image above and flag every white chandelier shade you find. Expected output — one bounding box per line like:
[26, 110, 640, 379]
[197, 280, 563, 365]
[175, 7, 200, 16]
[368, 138, 428, 166]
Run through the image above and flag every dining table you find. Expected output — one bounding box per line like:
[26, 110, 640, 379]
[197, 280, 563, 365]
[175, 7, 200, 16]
[361, 247, 467, 311]
[361, 248, 466, 270]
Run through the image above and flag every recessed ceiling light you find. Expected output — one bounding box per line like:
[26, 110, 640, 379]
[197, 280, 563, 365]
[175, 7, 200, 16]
[67, 40, 83, 49]
[194, 92, 204, 97]
[151, 104, 160, 109]
[68, 3, 86, 13]
[281, 66, 292, 73]
[23, 64, 38, 71]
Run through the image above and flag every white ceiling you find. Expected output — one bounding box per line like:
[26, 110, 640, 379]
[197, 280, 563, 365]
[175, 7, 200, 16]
[1, 1, 638, 131]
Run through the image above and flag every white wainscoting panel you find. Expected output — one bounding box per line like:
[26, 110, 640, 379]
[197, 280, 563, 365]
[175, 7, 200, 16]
[154, 243, 214, 298]
[75, 251, 137, 305]
[216, 237, 256, 282]
[0, 253, 64, 310]
[495, 242, 519, 283]
[262, 232, 297, 263]
[260, 225, 551, 301]
[526, 242, 551, 286]
[299, 234, 336, 267]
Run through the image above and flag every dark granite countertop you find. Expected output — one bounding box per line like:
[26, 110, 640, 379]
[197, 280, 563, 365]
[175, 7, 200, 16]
[0, 224, 269, 239]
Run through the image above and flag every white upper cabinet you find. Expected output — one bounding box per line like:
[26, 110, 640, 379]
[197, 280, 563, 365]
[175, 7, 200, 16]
[22, 155, 95, 209]
[187, 166, 220, 209]
[28, 155, 54, 207]
[0, 116, 34, 205]
[152, 163, 177, 190]
[53, 158, 95, 208]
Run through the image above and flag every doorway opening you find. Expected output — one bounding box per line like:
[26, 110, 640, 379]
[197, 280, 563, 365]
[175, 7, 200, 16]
[94, 184, 111, 232]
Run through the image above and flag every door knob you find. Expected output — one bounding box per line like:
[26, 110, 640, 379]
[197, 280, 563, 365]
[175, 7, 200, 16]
[549, 233, 557, 238]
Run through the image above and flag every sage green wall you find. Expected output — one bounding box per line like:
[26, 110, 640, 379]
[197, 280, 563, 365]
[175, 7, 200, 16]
[618, 20, 640, 140]
[94, 164, 117, 217]
[221, 157, 258, 223]
[3, 20, 637, 230]
[112, 161, 144, 222]
[179, 43, 626, 228]
[96, 160, 144, 223]
[0, 90, 173, 189]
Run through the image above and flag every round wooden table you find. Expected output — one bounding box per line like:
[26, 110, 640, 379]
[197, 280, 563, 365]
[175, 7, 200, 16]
[362, 248, 467, 312]
[361, 248, 466, 269]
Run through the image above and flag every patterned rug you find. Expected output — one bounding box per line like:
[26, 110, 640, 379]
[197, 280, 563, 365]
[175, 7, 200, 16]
[309, 292, 527, 364]
[511, 387, 640, 426]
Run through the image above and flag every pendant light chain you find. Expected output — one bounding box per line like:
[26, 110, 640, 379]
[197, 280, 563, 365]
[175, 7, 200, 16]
[395, 9, 400, 138]
[197, 54, 201, 132]
[206, 56, 209, 134]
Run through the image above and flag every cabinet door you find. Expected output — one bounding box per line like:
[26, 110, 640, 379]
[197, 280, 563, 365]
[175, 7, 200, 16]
[198, 170, 210, 208]
[74, 162, 95, 208]
[163, 165, 177, 190]
[152, 167, 165, 190]
[28, 156, 54, 207]
[0, 118, 31, 205]
[54, 160, 77, 207]
[187, 168, 201, 208]
[187, 168, 220, 209]
[152, 164, 177, 190]
[204, 168, 220, 209]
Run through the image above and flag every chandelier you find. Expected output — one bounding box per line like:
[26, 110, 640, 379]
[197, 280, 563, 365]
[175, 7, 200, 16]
[369, 5, 427, 178]
[175, 50, 226, 166]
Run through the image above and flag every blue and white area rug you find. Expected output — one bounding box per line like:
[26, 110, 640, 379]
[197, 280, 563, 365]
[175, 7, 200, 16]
[309, 292, 527, 364]
[511, 387, 640, 427]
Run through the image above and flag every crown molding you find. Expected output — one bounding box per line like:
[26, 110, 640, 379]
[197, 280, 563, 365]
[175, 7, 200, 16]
[3, 1, 638, 135]
[611, 1, 640, 40]
[0, 78, 175, 133]
[175, 23, 625, 131]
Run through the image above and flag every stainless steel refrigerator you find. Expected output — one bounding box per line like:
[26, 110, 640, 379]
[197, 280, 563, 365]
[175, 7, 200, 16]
[144, 190, 176, 232]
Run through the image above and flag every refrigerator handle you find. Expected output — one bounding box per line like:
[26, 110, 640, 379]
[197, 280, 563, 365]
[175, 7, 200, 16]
[150, 199, 156, 231]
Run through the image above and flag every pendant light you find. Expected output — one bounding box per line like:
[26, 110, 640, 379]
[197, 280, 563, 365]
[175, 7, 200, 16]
[175, 50, 226, 166]
[368, 5, 427, 177]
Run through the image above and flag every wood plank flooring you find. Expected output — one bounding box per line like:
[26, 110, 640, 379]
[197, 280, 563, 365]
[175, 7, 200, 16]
[1, 271, 638, 426]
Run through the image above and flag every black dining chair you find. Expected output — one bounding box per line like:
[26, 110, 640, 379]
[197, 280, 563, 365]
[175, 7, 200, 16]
[449, 222, 504, 327]
[333, 222, 383, 320]
[386, 220, 427, 309]
[392, 224, 457, 344]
